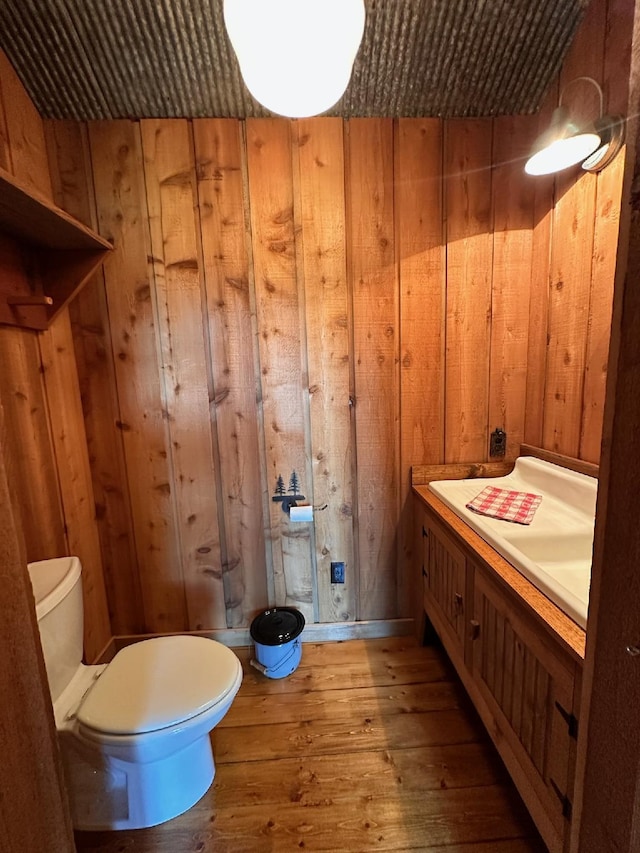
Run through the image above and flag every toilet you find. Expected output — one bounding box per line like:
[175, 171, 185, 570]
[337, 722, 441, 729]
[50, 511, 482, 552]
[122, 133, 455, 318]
[27, 556, 242, 831]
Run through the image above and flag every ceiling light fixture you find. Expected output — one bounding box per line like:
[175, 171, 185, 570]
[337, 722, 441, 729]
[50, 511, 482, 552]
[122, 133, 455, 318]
[223, 0, 366, 119]
[524, 76, 625, 176]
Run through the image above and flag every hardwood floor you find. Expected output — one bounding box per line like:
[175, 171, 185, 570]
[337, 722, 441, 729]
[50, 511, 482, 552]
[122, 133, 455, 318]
[74, 636, 545, 852]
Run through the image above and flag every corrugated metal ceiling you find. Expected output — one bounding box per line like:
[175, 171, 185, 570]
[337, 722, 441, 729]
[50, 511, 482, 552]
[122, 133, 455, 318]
[0, 0, 590, 120]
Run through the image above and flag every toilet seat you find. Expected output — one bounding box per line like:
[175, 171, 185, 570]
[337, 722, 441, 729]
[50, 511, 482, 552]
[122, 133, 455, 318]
[77, 635, 240, 736]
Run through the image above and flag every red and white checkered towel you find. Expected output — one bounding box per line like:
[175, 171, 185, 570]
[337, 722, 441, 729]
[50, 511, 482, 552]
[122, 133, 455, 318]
[466, 486, 542, 525]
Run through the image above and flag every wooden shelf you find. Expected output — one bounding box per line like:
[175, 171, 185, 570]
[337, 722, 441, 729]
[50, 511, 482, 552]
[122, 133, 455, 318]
[0, 168, 112, 330]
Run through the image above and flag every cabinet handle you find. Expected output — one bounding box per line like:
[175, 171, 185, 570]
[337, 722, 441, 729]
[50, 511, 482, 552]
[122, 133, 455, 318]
[555, 701, 579, 739]
[454, 592, 464, 615]
[469, 619, 480, 640]
[550, 777, 573, 820]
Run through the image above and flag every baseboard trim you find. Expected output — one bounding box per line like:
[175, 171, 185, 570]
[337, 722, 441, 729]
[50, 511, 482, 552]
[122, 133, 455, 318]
[108, 618, 415, 657]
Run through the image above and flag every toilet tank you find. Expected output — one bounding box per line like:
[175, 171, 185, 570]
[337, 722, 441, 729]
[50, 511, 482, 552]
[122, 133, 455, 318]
[27, 557, 84, 703]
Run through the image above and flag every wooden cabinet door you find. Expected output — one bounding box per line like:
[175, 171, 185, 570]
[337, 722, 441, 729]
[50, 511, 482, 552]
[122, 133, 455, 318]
[423, 517, 467, 659]
[470, 564, 576, 852]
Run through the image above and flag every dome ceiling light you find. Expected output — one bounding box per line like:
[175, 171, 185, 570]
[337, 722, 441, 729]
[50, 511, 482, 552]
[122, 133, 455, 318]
[223, 0, 366, 119]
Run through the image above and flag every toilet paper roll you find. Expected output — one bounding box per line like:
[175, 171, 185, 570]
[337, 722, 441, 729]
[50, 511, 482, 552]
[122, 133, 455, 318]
[290, 504, 313, 522]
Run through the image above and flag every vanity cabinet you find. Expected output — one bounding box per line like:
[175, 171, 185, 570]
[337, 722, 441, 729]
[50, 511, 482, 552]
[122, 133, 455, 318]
[415, 493, 583, 853]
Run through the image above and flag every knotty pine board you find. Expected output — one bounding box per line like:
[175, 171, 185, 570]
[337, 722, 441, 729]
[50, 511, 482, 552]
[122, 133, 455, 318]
[579, 0, 630, 463]
[444, 118, 494, 463]
[580, 150, 624, 463]
[396, 117, 445, 468]
[543, 0, 605, 458]
[38, 310, 111, 661]
[44, 120, 131, 644]
[0, 326, 66, 558]
[218, 680, 463, 727]
[212, 743, 511, 805]
[524, 89, 556, 449]
[193, 118, 269, 627]
[489, 115, 537, 462]
[45, 120, 143, 635]
[178, 792, 537, 853]
[347, 118, 399, 620]
[69, 272, 144, 635]
[240, 635, 428, 667]
[89, 120, 186, 632]
[295, 118, 354, 622]
[544, 168, 598, 457]
[215, 709, 482, 764]
[235, 638, 453, 687]
[0, 50, 53, 200]
[246, 118, 314, 621]
[141, 118, 226, 631]
[0, 71, 9, 171]
[395, 118, 445, 620]
[44, 120, 97, 229]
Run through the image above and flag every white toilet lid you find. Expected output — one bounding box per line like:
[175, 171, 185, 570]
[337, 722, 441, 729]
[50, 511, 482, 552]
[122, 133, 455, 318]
[77, 636, 241, 735]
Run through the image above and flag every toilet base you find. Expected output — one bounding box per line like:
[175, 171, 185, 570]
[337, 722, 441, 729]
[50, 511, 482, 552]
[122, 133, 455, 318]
[63, 731, 216, 830]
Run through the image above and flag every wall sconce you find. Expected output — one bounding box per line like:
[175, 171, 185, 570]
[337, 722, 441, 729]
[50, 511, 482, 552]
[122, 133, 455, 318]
[223, 0, 365, 118]
[525, 76, 625, 176]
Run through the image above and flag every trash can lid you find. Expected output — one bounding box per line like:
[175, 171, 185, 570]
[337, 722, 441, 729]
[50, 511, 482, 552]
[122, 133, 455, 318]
[250, 607, 305, 646]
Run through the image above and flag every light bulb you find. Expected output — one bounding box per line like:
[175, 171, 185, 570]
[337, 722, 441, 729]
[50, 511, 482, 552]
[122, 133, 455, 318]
[525, 132, 601, 176]
[224, 0, 365, 118]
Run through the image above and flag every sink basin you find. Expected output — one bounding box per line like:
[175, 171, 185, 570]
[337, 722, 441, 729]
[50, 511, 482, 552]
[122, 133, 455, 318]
[501, 531, 594, 565]
[428, 457, 597, 628]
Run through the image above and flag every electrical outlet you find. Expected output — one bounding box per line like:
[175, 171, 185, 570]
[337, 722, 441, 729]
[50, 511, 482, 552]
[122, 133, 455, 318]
[330, 561, 345, 584]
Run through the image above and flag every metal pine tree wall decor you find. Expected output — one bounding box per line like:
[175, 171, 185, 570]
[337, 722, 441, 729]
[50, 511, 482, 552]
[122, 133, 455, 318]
[272, 471, 305, 515]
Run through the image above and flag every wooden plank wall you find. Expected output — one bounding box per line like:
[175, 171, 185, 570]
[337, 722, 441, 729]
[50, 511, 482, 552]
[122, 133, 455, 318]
[529, 0, 630, 462]
[0, 0, 628, 638]
[0, 402, 75, 852]
[54, 64, 623, 637]
[0, 52, 110, 661]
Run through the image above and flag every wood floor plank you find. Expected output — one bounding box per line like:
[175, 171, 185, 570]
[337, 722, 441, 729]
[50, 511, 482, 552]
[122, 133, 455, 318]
[236, 653, 454, 696]
[397, 843, 545, 853]
[74, 637, 544, 853]
[214, 709, 482, 763]
[235, 637, 445, 668]
[208, 743, 511, 808]
[198, 787, 537, 852]
[75, 833, 544, 853]
[218, 680, 466, 728]
[80, 786, 535, 853]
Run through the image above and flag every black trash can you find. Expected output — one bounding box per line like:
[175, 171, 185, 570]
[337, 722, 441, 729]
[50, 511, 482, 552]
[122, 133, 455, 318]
[249, 607, 305, 679]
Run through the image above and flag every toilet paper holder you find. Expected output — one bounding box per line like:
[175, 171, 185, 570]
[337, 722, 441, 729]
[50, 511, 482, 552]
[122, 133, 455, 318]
[275, 495, 305, 515]
[271, 472, 327, 518]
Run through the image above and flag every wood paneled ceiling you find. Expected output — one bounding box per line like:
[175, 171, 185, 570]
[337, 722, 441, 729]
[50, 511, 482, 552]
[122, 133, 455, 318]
[0, 0, 590, 120]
